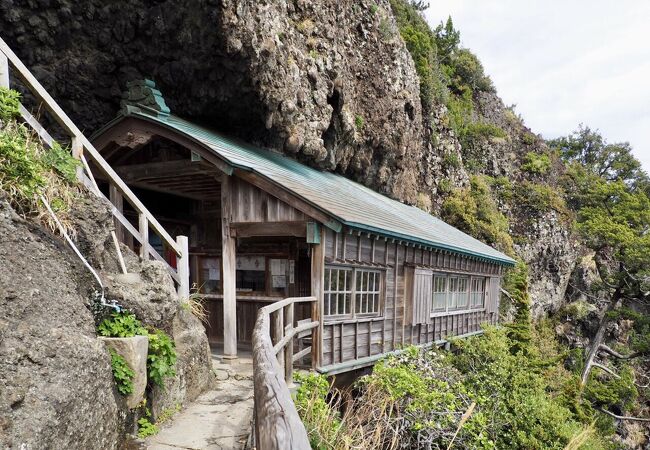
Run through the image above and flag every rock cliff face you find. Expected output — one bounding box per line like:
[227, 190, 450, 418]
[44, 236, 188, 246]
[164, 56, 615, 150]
[0, 1, 577, 311]
[0, 196, 214, 449]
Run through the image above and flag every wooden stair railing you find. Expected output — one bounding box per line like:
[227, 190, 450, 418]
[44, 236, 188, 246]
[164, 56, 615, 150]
[0, 37, 190, 299]
[252, 296, 319, 450]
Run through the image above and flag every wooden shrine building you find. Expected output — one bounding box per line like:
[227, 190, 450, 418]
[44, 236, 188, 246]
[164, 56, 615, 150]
[91, 80, 515, 374]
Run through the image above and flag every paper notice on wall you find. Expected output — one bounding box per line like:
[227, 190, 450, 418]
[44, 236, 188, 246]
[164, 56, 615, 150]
[289, 260, 295, 284]
[237, 255, 266, 271]
[270, 259, 287, 276]
[272, 275, 287, 288]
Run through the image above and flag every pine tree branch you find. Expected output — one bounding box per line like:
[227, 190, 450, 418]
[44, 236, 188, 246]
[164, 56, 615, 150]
[591, 362, 620, 378]
[599, 408, 650, 422]
[598, 344, 644, 360]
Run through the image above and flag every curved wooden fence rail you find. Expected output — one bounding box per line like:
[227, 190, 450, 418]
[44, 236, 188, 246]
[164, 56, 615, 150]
[0, 36, 189, 299]
[252, 296, 318, 450]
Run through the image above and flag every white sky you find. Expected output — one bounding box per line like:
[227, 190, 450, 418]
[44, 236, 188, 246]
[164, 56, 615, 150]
[423, 1, 650, 171]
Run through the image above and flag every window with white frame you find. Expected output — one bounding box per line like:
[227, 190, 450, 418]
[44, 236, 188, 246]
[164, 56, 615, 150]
[471, 277, 486, 308]
[324, 266, 383, 318]
[355, 269, 381, 315]
[457, 277, 469, 309]
[433, 275, 447, 312]
[429, 273, 486, 314]
[324, 267, 352, 316]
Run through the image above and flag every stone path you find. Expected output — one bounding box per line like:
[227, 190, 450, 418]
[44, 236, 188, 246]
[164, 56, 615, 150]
[146, 353, 254, 450]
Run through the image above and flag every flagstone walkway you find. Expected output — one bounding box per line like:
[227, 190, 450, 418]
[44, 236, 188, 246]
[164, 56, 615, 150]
[146, 352, 254, 450]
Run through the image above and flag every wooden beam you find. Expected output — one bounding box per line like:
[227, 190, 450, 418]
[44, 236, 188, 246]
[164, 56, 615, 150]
[235, 169, 342, 233]
[230, 221, 307, 238]
[221, 175, 237, 359]
[0, 51, 8, 88]
[92, 117, 233, 176]
[310, 233, 325, 369]
[114, 159, 218, 182]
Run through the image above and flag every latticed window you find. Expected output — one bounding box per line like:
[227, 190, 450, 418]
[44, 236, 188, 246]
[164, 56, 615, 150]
[471, 277, 486, 308]
[324, 267, 352, 316]
[433, 275, 447, 312]
[355, 269, 381, 315]
[428, 273, 484, 314]
[457, 277, 469, 309]
[324, 266, 383, 318]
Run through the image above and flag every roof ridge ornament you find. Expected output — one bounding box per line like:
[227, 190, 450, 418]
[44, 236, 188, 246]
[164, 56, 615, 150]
[120, 79, 170, 117]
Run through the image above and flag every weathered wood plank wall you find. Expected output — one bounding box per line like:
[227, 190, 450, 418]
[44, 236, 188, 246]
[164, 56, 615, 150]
[320, 228, 503, 368]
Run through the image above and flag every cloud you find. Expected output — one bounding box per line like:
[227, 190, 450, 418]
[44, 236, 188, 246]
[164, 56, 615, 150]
[423, 0, 650, 171]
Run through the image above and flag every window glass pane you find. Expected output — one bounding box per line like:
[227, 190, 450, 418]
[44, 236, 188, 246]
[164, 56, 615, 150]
[433, 275, 447, 311]
[458, 277, 469, 308]
[324, 267, 353, 316]
[448, 277, 458, 309]
[355, 269, 381, 314]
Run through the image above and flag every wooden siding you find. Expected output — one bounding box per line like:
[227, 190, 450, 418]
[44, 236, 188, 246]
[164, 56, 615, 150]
[231, 176, 307, 223]
[320, 228, 503, 368]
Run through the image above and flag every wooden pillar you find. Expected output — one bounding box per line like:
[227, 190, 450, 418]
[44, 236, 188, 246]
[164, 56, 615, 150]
[0, 52, 9, 88]
[176, 235, 190, 300]
[221, 175, 237, 359]
[310, 231, 325, 369]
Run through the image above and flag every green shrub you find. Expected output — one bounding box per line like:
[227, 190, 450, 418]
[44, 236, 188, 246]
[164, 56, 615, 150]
[522, 132, 536, 145]
[0, 89, 80, 229]
[354, 114, 364, 131]
[442, 151, 461, 170]
[294, 372, 342, 448]
[390, 0, 448, 109]
[503, 261, 533, 354]
[109, 349, 135, 395]
[137, 415, 159, 438]
[522, 151, 551, 175]
[147, 328, 177, 388]
[0, 87, 21, 122]
[514, 181, 571, 222]
[97, 311, 147, 338]
[442, 175, 514, 255]
[584, 366, 638, 412]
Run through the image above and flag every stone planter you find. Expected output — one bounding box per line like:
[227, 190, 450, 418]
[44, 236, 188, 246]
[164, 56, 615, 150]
[99, 335, 149, 408]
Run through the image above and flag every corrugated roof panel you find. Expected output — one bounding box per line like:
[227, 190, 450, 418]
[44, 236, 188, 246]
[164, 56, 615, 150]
[128, 109, 515, 266]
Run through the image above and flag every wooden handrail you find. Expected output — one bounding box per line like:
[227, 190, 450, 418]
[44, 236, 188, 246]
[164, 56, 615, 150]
[252, 296, 317, 450]
[0, 36, 189, 298]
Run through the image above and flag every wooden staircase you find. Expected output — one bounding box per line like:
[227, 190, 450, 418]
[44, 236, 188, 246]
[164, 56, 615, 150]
[0, 37, 190, 299]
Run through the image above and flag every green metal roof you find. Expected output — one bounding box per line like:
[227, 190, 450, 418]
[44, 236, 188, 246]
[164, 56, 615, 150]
[106, 106, 515, 266]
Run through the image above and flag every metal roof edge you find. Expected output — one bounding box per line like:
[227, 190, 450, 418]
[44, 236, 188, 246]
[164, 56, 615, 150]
[343, 221, 516, 267]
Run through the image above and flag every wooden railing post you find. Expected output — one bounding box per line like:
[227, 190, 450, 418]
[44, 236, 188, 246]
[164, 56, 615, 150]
[138, 213, 148, 259]
[0, 51, 9, 88]
[273, 309, 285, 374]
[284, 302, 294, 386]
[176, 235, 190, 300]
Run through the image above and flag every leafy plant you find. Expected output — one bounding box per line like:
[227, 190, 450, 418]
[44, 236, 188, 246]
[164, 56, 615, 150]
[521, 151, 551, 175]
[0, 87, 21, 122]
[0, 89, 80, 232]
[442, 175, 514, 255]
[137, 412, 159, 438]
[109, 349, 135, 396]
[97, 311, 147, 338]
[354, 114, 364, 132]
[147, 328, 177, 388]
